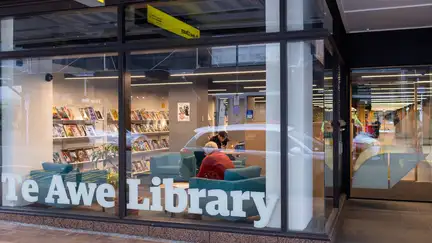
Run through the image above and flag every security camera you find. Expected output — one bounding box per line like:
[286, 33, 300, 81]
[45, 73, 53, 82]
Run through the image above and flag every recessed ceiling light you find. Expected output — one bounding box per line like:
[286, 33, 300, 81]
[172, 70, 265, 77]
[208, 89, 227, 92]
[213, 79, 266, 83]
[131, 82, 192, 86]
[244, 86, 267, 89]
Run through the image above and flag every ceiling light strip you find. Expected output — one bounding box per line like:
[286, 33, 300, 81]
[131, 82, 192, 86]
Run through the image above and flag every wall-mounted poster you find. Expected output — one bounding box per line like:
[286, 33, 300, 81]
[177, 102, 190, 122]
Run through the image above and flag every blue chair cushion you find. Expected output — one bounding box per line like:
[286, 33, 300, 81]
[42, 162, 73, 174]
[224, 166, 261, 181]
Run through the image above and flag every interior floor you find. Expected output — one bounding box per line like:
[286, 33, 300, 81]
[336, 199, 432, 243]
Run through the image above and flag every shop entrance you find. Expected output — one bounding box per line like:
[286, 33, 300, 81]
[349, 67, 432, 201]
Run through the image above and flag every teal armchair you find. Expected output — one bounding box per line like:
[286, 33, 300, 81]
[29, 162, 107, 208]
[189, 166, 265, 221]
[150, 153, 196, 182]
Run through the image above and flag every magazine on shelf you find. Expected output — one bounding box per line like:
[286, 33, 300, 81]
[53, 152, 62, 163]
[141, 160, 150, 171]
[53, 107, 61, 119]
[85, 125, 97, 136]
[131, 110, 139, 121]
[95, 109, 104, 120]
[61, 150, 72, 163]
[76, 149, 89, 162]
[78, 125, 87, 136]
[109, 109, 119, 121]
[70, 125, 81, 137]
[56, 107, 69, 120]
[54, 124, 66, 137]
[69, 106, 83, 120]
[69, 150, 79, 163]
[132, 141, 140, 152]
[85, 148, 94, 159]
[79, 108, 89, 120]
[63, 125, 75, 137]
[87, 107, 98, 121]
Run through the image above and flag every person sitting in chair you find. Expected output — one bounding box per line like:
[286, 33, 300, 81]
[196, 142, 234, 180]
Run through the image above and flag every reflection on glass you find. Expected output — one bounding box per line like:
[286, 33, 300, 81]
[1, 54, 118, 216]
[1, 7, 117, 51]
[351, 67, 432, 201]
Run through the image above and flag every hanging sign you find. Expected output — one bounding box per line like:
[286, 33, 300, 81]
[73, 0, 104, 7]
[147, 5, 200, 39]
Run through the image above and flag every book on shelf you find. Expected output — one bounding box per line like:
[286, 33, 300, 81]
[85, 148, 94, 159]
[95, 110, 104, 120]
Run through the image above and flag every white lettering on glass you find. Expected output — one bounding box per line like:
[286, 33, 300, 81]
[45, 175, 70, 204]
[1, 175, 279, 228]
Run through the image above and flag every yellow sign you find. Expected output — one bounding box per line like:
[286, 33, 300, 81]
[98, 0, 104, 3]
[147, 5, 200, 39]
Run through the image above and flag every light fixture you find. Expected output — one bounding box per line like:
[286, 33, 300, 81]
[65, 76, 118, 80]
[259, 90, 266, 92]
[324, 77, 332, 80]
[244, 86, 267, 89]
[208, 92, 244, 96]
[213, 79, 266, 84]
[361, 73, 431, 78]
[172, 70, 266, 77]
[255, 100, 266, 103]
[65, 75, 147, 80]
[208, 89, 227, 92]
[364, 82, 414, 86]
[131, 82, 192, 86]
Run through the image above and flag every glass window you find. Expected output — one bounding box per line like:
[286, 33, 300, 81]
[0, 7, 117, 51]
[287, 40, 329, 233]
[125, 0, 280, 42]
[351, 66, 432, 202]
[125, 43, 281, 230]
[1, 54, 119, 217]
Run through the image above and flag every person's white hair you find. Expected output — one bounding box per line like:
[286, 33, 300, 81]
[203, 141, 218, 154]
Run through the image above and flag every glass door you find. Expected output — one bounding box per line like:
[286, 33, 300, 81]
[351, 66, 432, 201]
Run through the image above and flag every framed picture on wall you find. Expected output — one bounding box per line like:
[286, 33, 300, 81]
[177, 102, 190, 122]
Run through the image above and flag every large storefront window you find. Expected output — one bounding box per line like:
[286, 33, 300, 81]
[125, 43, 281, 229]
[1, 54, 119, 217]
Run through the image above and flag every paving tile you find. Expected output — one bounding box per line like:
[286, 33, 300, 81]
[149, 226, 209, 243]
[93, 221, 149, 236]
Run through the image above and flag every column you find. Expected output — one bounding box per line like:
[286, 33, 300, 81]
[265, 0, 281, 228]
[287, 0, 314, 231]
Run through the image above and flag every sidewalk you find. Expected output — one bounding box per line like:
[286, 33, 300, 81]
[0, 220, 184, 243]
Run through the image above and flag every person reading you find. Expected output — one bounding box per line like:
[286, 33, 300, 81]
[196, 142, 234, 180]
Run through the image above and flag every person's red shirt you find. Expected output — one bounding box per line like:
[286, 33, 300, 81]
[197, 151, 235, 180]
